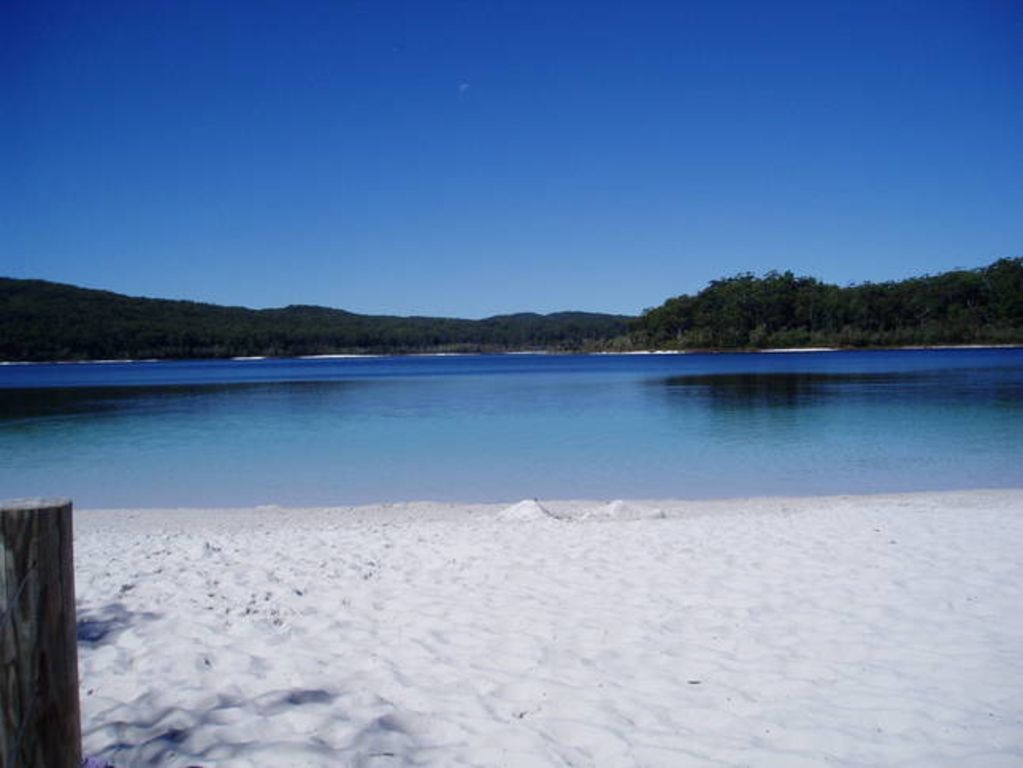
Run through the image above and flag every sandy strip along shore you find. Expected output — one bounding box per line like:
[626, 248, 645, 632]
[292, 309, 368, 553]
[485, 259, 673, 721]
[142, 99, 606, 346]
[74, 490, 1023, 767]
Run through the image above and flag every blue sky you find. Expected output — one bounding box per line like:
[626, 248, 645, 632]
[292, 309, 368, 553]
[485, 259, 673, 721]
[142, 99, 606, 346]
[3, 1, 1021, 317]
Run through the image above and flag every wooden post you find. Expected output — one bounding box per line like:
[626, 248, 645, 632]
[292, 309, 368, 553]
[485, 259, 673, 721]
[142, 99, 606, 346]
[1, 499, 81, 768]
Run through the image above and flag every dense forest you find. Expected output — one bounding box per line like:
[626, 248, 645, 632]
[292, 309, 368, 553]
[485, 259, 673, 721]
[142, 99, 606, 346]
[631, 257, 1023, 350]
[0, 278, 629, 360]
[1, 257, 1021, 360]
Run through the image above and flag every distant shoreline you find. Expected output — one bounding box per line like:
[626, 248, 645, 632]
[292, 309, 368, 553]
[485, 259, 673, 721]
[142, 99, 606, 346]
[5, 259, 1022, 364]
[2, 343, 1022, 366]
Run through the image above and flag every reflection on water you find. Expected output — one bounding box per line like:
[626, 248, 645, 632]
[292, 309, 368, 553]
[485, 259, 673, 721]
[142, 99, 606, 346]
[660, 369, 1023, 409]
[0, 380, 372, 427]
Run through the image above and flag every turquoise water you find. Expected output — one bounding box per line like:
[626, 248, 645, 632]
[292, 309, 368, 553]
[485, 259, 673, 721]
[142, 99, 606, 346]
[1, 350, 1021, 506]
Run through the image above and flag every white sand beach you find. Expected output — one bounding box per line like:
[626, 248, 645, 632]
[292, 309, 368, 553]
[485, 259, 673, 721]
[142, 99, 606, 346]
[74, 490, 1023, 767]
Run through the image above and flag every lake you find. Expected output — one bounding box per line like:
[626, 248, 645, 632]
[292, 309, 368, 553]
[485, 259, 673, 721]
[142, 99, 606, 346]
[2, 349, 1021, 507]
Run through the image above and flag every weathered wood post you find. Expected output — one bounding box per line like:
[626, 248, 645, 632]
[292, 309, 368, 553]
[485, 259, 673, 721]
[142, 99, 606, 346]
[1, 499, 82, 768]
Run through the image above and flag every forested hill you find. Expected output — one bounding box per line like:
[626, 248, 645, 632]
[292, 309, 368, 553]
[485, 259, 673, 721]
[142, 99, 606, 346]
[0, 279, 631, 361]
[631, 257, 1023, 349]
[3, 257, 1022, 360]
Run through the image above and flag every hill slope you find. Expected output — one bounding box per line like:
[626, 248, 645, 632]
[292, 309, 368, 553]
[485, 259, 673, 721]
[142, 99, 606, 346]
[631, 257, 1023, 349]
[0, 279, 631, 361]
[3, 257, 1021, 360]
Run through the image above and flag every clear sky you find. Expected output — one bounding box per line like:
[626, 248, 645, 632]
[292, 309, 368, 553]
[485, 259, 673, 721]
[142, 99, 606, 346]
[3, 1, 1021, 318]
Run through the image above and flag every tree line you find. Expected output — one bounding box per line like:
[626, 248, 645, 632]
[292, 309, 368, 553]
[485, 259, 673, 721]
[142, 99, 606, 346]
[0, 279, 629, 361]
[1, 257, 1020, 361]
[630, 257, 1023, 350]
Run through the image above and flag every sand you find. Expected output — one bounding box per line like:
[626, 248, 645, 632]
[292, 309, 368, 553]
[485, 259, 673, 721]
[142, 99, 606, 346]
[74, 490, 1023, 767]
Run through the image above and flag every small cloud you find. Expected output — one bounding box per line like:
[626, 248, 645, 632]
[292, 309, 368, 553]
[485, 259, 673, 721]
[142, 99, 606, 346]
[458, 81, 471, 94]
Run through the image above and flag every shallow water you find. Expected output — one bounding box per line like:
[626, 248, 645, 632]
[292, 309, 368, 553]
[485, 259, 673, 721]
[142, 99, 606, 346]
[2, 350, 1021, 506]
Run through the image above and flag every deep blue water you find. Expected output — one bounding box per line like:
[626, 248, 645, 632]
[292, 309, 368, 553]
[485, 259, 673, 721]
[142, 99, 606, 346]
[1, 350, 1021, 507]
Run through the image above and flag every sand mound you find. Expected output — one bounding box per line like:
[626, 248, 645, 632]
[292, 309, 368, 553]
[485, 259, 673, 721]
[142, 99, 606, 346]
[582, 499, 666, 521]
[497, 498, 560, 521]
